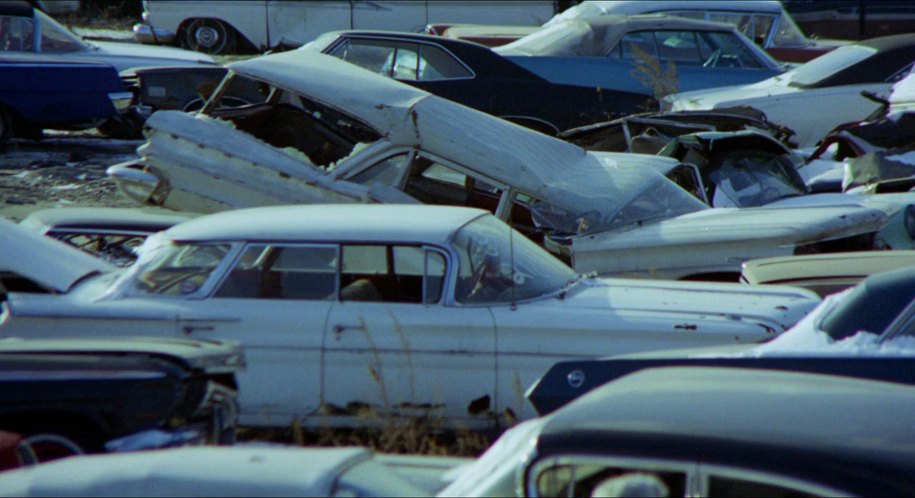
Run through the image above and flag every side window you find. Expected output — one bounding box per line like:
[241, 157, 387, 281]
[0, 15, 34, 51]
[416, 44, 472, 81]
[533, 462, 687, 498]
[339, 244, 444, 304]
[402, 156, 503, 212]
[349, 153, 411, 187]
[37, 15, 83, 52]
[611, 31, 657, 60]
[215, 244, 337, 300]
[698, 31, 765, 68]
[328, 38, 397, 74]
[654, 30, 705, 65]
[706, 475, 821, 497]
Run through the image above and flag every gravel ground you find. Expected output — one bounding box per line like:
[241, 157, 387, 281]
[0, 133, 145, 221]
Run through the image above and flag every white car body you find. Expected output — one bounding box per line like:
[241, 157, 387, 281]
[0, 205, 821, 428]
[0, 446, 440, 497]
[109, 50, 889, 282]
[135, 0, 556, 52]
[664, 35, 915, 148]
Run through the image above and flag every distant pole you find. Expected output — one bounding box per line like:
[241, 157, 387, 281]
[859, 0, 866, 39]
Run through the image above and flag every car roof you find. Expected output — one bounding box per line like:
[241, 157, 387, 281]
[0, 446, 427, 496]
[163, 204, 489, 245]
[18, 207, 198, 232]
[537, 366, 915, 491]
[859, 32, 915, 51]
[569, 1, 785, 16]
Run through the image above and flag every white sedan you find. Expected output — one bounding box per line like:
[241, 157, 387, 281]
[0, 204, 820, 429]
[664, 34, 915, 148]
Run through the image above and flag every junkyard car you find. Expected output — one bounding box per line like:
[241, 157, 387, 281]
[0, 204, 821, 428]
[303, 30, 650, 134]
[545, 1, 844, 63]
[0, 0, 214, 72]
[109, 50, 889, 282]
[494, 15, 785, 102]
[526, 265, 915, 416]
[134, 0, 557, 54]
[0, 335, 242, 461]
[442, 366, 915, 497]
[0, 446, 440, 496]
[0, 53, 131, 146]
[740, 249, 915, 296]
[664, 33, 915, 148]
[18, 207, 198, 266]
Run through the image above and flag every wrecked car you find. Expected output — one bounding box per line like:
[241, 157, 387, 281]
[525, 266, 915, 418]
[664, 33, 915, 148]
[109, 50, 889, 282]
[0, 335, 242, 461]
[493, 15, 785, 102]
[0, 204, 822, 429]
[18, 207, 198, 267]
[0, 53, 131, 146]
[0, 445, 455, 496]
[303, 30, 650, 134]
[559, 107, 796, 154]
[444, 366, 915, 497]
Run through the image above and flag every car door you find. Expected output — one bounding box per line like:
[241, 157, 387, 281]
[176, 242, 336, 427]
[322, 243, 497, 429]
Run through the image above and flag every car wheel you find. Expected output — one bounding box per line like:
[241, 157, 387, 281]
[182, 18, 235, 54]
[97, 109, 146, 139]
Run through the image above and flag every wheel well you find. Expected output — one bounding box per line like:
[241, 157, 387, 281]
[178, 18, 255, 54]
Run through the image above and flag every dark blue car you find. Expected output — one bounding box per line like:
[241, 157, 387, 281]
[0, 53, 130, 145]
[0, 54, 131, 145]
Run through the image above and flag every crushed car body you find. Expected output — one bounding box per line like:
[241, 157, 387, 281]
[111, 50, 889, 281]
[0, 205, 822, 428]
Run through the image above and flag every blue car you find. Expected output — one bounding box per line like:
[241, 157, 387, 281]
[0, 53, 131, 145]
[496, 14, 786, 103]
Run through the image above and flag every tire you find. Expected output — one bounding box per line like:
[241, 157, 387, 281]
[181, 18, 235, 55]
[97, 108, 145, 139]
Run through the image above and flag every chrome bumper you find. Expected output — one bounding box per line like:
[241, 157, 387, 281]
[133, 23, 177, 45]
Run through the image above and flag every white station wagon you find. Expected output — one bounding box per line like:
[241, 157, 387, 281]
[0, 205, 820, 429]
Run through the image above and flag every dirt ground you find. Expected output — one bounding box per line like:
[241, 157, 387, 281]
[0, 133, 146, 222]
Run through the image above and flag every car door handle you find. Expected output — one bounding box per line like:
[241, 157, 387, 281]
[332, 324, 364, 335]
[182, 325, 215, 335]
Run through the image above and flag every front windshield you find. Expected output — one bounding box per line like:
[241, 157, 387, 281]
[497, 20, 590, 56]
[130, 241, 231, 296]
[35, 9, 87, 52]
[452, 215, 576, 304]
[709, 152, 807, 207]
[789, 44, 876, 88]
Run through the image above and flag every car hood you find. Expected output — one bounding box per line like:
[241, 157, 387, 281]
[0, 336, 244, 374]
[90, 40, 216, 71]
[547, 277, 819, 332]
[0, 218, 115, 293]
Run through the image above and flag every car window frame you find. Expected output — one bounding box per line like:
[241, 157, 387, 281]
[327, 35, 476, 82]
[524, 454, 698, 498]
[696, 462, 849, 497]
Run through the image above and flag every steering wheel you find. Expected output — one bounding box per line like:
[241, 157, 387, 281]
[703, 49, 722, 68]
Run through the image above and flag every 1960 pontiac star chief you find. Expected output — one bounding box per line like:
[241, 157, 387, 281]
[109, 50, 889, 282]
[0, 205, 820, 429]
